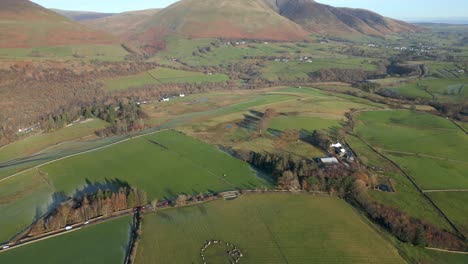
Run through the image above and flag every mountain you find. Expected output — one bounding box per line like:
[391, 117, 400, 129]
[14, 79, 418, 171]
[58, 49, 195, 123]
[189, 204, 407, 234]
[85, 9, 161, 37]
[51, 9, 114, 22]
[275, 0, 421, 36]
[126, 0, 309, 46]
[0, 0, 116, 48]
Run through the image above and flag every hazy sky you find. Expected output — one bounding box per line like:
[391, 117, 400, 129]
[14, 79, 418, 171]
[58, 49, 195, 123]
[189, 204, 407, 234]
[31, 0, 468, 19]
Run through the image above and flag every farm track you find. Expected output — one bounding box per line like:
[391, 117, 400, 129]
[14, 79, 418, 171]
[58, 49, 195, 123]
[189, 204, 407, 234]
[351, 134, 466, 241]
[146, 71, 163, 84]
[423, 189, 468, 193]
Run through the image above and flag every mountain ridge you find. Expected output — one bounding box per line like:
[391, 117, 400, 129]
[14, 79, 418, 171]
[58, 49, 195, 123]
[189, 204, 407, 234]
[0, 0, 116, 48]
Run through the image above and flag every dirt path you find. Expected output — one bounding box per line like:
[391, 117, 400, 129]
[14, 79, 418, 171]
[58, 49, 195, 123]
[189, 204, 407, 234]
[425, 247, 468, 255]
[423, 189, 468, 193]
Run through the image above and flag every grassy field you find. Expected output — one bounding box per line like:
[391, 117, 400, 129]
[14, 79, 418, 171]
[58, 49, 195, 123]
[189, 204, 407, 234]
[261, 58, 377, 82]
[268, 115, 341, 132]
[0, 130, 270, 242]
[383, 77, 468, 102]
[345, 135, 454, 231]
[42, 130, 270, 197]
[0, 216, 131, 264]
[136, 193, 404, 264]
[429, 192, 468, 237]
[177, 87, 379, 160]
[354, 110, 468, 190]
[0, 119, 107, 164]
[104, 67, 229, 91]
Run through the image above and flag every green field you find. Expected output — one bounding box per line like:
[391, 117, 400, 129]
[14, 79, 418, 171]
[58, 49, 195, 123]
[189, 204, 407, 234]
[268, 115, 341, 132]
[104, 67, 229, 91]
[355, 110, 468, 190]
[0, 216, 131, 264]
[261, 58, 377, 82]
[429, 192, 468, 237]
[136, 193, 404, 264]
[384, 77, 468, 102]
[43, 130, 269, 197]
[346, 134, 454, 231]
[0, 130, 270, 242]
[0, 119, 107, 164]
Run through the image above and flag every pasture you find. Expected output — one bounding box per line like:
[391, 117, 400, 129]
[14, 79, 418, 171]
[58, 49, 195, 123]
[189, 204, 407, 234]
[346, 134, 453, 231]
[135, 193, 404, 264]
[268, 115, 341, 132]
[104, 67, 229, 91]
[429, 192, 468, 237]
[0, 216, 131, 264]
[354, 110, 468, 190]
[0, 130, 270, 242]
[383, 77, 468, 102]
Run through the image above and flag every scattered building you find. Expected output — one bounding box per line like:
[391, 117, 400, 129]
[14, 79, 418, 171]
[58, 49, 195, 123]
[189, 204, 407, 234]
[319, 157, 339, 165]
[330, 142, 342, 148]
[179, 94, 185, 98]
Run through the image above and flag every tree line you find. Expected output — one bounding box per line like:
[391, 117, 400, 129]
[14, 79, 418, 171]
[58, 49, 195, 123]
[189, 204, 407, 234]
[30, 187, 148, 236]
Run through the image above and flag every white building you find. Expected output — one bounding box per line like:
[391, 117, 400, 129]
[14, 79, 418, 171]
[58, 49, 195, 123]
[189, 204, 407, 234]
[319, 157, 339, 164]
[330, 142, 342, 148]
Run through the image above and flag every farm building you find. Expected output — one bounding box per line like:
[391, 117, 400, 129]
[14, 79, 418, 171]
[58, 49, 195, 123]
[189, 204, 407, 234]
[319, 157, 339, 165]
[330, 142, 342, 148]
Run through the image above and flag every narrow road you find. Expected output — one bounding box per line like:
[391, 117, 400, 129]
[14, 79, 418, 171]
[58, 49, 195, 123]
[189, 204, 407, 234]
[425, 247, 468, 255]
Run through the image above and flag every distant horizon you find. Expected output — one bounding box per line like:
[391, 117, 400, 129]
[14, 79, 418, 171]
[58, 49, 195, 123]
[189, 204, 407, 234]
[31, 0, 468, 20]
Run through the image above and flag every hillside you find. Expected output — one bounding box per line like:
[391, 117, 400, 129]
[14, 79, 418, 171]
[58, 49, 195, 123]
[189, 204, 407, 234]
[0, 0, 116, 48]
[51, 9, 114, 21]
[276, 0, 421, 36]
[126, 0, 309, 47]
[85, 9, 161, 37]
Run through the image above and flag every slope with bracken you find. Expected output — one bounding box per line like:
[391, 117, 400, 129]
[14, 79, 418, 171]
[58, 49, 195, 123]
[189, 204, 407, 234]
[0, 0, 116, 48]
[84, 9, 161, 37]
[275, 0, 421, 36]
[51, 9, 115, 22]
[125, 0, 309, 49]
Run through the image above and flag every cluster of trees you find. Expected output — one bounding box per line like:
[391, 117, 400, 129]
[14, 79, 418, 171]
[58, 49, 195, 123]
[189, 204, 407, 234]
[30, 187, 147, 235]
[352, 189, 466, 250]
[429, 101, 468, 121]
[309, 68, 384, 83]
[247, 151, 357, 195]
[0, 60, 158, 143]
[352, 80, 381, 93]
[255, 108, 277, 132]
[92, 99, 146, 136]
